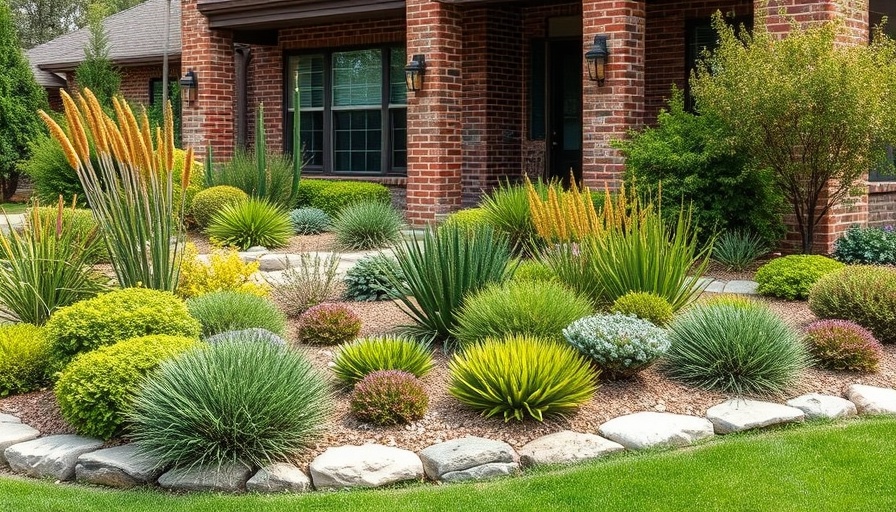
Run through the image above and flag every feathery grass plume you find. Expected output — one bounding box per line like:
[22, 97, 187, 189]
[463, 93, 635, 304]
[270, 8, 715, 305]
[525, 174, 602, 243]
[37, 88, 189, 291]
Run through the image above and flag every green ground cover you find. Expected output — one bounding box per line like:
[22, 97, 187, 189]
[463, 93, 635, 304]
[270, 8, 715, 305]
[1, 417, 894, 512]
[0, 202, 28, 214]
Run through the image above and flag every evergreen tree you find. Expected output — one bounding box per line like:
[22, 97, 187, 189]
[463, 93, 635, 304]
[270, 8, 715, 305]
[74, 2, 120, 106]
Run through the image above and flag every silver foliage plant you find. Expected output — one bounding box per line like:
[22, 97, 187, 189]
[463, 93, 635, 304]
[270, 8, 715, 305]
[563, 313, 670, 380]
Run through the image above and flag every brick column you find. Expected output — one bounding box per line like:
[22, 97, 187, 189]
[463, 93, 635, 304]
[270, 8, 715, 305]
[581, 0, 646, 189]
[405, 0, 464, 226]
[180, 0, 235, 161]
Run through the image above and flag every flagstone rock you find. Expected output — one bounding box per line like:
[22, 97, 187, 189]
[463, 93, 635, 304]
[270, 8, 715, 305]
[0, 423, 40, 465]
[0, 413, 21, 423]
[75, 444, 164, 488]
[418, 437, 518, 482]
[518, 431, 624, 467]
[5, 434, 103, 480]
[257, 254, 304, 272]
[310, 444, 423, 490]
[706, 399, 804, 434]
[598, 412, 714, 450]
[157, 462, 253, 492]
[246, 462, 312, 493]
[846, 384, 896, 415]
[722, 280, 759, 295]
[786, 393, 857, 420]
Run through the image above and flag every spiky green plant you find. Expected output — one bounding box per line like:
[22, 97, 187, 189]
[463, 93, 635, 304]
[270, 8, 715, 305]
[448, 335, 597, 421]
[332, 200, 404, 250]
[206, 197, 293, 250]
[479, 181, 539, 255]
[186, 291, 286, 338]
[386, 223, 513, 344]
[713, 230, 768, 271]
[331, 336, 434, 387]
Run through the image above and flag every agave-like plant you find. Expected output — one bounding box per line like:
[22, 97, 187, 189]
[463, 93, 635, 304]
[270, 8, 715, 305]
[205, 197, 293, 250]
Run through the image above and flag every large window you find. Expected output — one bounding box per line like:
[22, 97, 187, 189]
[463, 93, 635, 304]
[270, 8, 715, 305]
[286, 46, 407, 175]
[870, 0, 896, 182]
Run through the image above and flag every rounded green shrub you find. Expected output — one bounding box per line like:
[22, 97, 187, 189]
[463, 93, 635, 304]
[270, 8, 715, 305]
[350, 370, 428, 426]
[191, 185, 249, 228]
[611, 292, 674, 327]
[310, 181, 391, 216]
[443, 208, 490, 234]
[297, 303, 362, 345]
[832, 224, 896, 265]
[664, 299, 809, 395]
[448, 334, 596, 421]
[187, 291, 286, 338]
[332, 200, 404, 251]
[0, 324, 49, 397]
[129, 339, 331, 467]
[331, 336, 434, 387]
[206, 197, 293, 250]
[804, 320, 882, 372]
[295, 179, 334, 208]
[343, 253, 403, 302]
[289, 207, 331, 235]
[453, 280, 592, 348]
[563, 313, 670, 380]
[808, 265, 896, 344]
[45, 288, 201, 372]
[55, 335, 198, 440]
[755, 255, 844, 300]
[510, 259, 556, 283]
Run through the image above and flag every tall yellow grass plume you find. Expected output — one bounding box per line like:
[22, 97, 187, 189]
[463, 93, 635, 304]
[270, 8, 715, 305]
[525, 174, 602, 243]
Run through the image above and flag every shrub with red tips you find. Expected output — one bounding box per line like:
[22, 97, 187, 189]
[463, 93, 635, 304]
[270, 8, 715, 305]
[296, 303, 362, 345]
[804, 319, 883, 372]
[350, 370, 428, 426]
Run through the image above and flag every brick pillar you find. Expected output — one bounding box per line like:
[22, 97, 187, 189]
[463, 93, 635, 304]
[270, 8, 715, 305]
[405, 0, 464, 226]
[758, 0, 870, 253]
[180, 0, 235, 161]
[581, 0, 646, 189]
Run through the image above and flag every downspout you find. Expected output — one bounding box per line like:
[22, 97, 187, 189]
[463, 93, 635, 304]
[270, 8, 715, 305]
[234, 44, 252, 149]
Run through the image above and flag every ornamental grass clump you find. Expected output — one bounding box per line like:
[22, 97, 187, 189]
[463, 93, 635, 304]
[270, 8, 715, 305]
[453, 279, 593, 348]
[186, 291, 286, 338]
[296, 303, 362, 345]
[39, 89, 190, 291]
[0, 324, 50, 397]
[664, 299, 809, 395]
[712, 230, 768, 271]
[350, 370, 428, 426]
[611, 292, 674, 327]
[331, 336, 434, 387]
[206, 197, 293, 250]
[129, 339, 331, 468]
[386, 223, 512, 343]
[755, 255, 844, 300]
[803, 320, 882, 372]
[563, 313, 670, 380]
[288, 207, 331, 235]
[808, 265, 896, 344]
[449, 334, 596, 422]
[479, 181, 539, 255]
[525, 176, 602, 243]
[269, 252, 340, 316]
[332, 200, 404, 251]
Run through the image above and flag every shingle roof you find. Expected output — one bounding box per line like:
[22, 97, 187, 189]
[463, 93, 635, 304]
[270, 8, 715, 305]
[26, 0, 181, 83]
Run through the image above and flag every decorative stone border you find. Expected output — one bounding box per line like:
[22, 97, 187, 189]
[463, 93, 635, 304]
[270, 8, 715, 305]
[2, 384, 894, 493]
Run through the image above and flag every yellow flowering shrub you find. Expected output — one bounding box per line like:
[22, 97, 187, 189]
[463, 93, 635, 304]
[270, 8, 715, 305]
[176, 243, 269, 299]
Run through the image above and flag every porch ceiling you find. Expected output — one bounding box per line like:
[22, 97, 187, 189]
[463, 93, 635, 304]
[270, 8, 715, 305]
[198, 0, 405, 29]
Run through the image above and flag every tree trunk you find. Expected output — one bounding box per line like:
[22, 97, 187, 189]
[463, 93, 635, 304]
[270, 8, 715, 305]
[0, 171, 19, 203]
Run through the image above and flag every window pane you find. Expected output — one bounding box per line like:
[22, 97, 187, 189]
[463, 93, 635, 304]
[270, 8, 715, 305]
[333, 50, 382, 107]
[390, 47, 407, 105]
[391, 109, 407, 169]
[288, 55, 324, 109]
[333, 110, 382, 172]
[300, 111, 324, 167]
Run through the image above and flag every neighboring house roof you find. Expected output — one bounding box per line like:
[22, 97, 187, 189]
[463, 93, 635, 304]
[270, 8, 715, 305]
[26, 0, 181, 85]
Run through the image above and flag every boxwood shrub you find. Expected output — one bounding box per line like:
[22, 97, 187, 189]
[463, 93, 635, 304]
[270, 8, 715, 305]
[0, 324, 50, 397]
[310, 181, 391, 216]
[755, 255, 844, 300]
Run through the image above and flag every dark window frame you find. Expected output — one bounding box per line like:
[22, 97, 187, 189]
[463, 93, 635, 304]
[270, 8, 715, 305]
[684, 16, 753, 112]
[283, 44, 407, 177]
[148, 78, 178, 106]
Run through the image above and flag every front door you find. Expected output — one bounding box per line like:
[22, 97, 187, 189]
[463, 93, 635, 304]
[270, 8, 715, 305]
[547, 40, 583, 186]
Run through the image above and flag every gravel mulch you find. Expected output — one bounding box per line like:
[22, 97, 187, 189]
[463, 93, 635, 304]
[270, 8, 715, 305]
[186, 231, 340, 254]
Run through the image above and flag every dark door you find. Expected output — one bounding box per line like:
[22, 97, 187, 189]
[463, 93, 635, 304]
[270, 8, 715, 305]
[547, 40, 583, 186]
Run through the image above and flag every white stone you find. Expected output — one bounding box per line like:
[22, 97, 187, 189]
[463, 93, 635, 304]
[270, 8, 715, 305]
[0, 423, 40, 465]
[75, 444, 164, 488]
[786, 393, 857, 420]
[518, 431, 624, 467]
[722, 280, 759, 295]
[706, 399, 804, 434]
[418, 437, 517, 481]
[246, 462, 312, 493]
[846, 384, 896, 415]
[157, 462, 253, 492]
[598, 412, 714, 450]
[4, 434, 103, 480]
[257, 254, 304, 272]
[441, 462, 518, 482]
[0, 413, 21, 423]
[309, 444, 423, 490]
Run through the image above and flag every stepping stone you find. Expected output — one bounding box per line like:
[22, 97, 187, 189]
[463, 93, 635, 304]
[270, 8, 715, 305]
[310, 444, 423, 490]
[75, 444, 165, 488]
[157, 462, 253, 492]
[518, 430, 624, 467]
[0, 413, 21, 423]
[0, 423, 40, 465]
[247, 462, 312, 493]
[722, 280, 759, 295]
[238, 248, 268, 263]
[706, 399, 804, 434]
[598, 412, 714, 450]
[846, 384, 896, 415]
[786, 393, 857, 420]
[703, 281, 726, 293]
[257, 254, 304, 272]
[5, 434, 103, 481]
[418, 437, 518, 482]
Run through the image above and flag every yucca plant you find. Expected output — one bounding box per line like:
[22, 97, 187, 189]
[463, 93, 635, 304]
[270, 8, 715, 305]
[206, 197, 293, 250]
[385, 223, 512, 344]
[448, 334, 597, 422]
[0, 198, 107, 325]
[39, 89, 190, 291]
[479, 181, 539, 255]
[713, 230, 768, 271]
[332, 336, 434, 387]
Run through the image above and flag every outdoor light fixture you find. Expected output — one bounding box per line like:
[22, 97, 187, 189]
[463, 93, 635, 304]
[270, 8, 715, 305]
[179, 68, 198, 103]
[585, 35, 609, 86]
[405, 54, 426, 93]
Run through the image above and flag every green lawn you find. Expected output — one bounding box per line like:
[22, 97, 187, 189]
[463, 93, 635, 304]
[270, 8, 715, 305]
[1, 417, 894, 512]
[0, 202, 28, 214]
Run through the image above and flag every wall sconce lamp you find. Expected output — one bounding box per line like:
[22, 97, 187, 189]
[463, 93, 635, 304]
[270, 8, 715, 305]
[404, 54, 426, 92]
[179, 69, 198, 102]
[585, 35, 609, 86]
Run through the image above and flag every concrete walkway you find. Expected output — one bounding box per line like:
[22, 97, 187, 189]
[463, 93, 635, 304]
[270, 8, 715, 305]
[695, 277, 759, 295]
[0, 214, 24, 235]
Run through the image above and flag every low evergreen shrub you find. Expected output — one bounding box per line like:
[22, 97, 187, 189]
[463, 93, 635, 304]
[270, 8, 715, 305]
[331, 336, 434, 387]
[755, 255, 845, 300]
[295, 179, 333, 207]
[190, 185, 248, 229]
[187, 291, 286, 338]
[297, 303, 362, 345]
[563, 313, 670, 379]
[804, 320, 882, 372]
[0, 324, 49, 397]
[442, 208, 490, 234]
[510, 259, 556, 283]
[832, 224, 896, 265]
[350, 370, 428, 426]
[310, 181, 391, 216]
[611, 292, 674, 327]
[808, 265, 896, 344]
[342, 253, 403, 302]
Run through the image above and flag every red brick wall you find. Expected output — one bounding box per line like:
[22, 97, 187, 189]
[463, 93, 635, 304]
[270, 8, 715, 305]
[868, 183, 896, 228]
